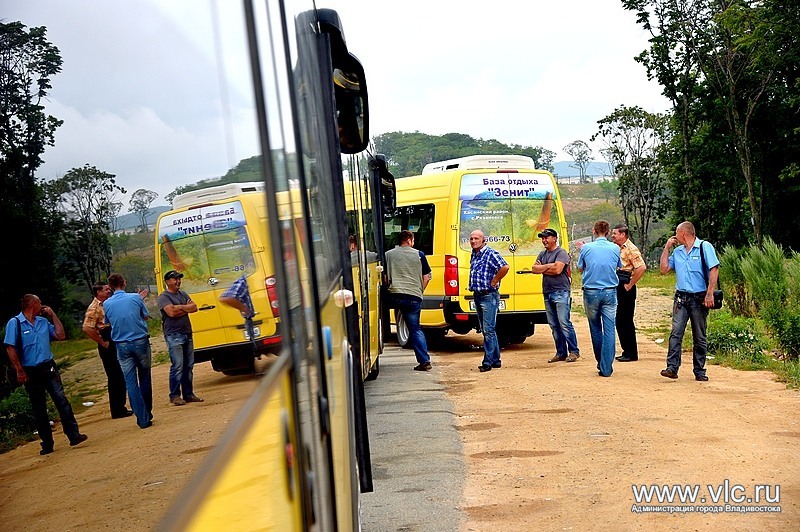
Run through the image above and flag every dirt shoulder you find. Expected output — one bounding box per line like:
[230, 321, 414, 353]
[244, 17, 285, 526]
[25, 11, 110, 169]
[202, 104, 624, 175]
[1, 287, 798, 530]
[438, 287, 800, 531]
[0, 355, 262, 530]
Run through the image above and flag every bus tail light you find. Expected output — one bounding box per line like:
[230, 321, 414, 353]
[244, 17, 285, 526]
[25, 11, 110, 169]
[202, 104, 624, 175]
[445, 255, 458, 296]
[265, 276, 280, 318]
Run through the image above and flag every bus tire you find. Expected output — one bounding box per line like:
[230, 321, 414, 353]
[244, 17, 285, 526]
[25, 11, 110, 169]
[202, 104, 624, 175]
[395, 311, 412, 349]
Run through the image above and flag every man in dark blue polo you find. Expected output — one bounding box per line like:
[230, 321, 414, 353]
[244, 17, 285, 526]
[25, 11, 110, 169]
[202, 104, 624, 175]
[103, 273, 153, 428]
[659, 221, 719, 381]
[468, 229, 509, 373]
[577, 220, 622, 377]
[4, 294, 88, 454]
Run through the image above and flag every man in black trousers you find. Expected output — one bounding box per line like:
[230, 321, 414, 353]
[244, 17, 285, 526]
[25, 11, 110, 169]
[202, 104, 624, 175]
[611, 224, 647, 362]
[83, 282, 132, 418]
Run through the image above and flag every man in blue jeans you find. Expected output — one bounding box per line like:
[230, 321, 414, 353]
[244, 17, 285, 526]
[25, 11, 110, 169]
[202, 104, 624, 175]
[577, 221, 621, 377]
[532, 228, 580, 364]
[158, 270, 203, 405]
[468, 230, 509, 373]
[385, 230, 433, 371]
[659, 221, 719, 381]
[103, 273, 153, 429]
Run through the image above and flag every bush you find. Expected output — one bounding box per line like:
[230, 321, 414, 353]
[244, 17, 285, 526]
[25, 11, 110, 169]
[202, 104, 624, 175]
[707, 311, 770, 368]
[719, 245, 754, 317]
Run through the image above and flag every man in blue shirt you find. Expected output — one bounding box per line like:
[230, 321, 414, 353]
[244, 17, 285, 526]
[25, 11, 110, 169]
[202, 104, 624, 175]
[4, 294, 88, 454]
[577, 220, 622, 377]
[468, 229, 509, 373]
[103, 273, 153, 428]
[659, 221, 720, 381]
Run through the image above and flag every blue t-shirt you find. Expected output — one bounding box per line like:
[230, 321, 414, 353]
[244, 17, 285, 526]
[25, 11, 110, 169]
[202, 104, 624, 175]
[578, 237, 622, 289]
[668, 239, 720, 293]
[3, 313, 56, 366]
[103, 290, 149, 342]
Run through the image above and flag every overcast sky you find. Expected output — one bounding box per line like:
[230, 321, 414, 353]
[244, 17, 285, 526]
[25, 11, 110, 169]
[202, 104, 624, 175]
[4, 0, 669, 209]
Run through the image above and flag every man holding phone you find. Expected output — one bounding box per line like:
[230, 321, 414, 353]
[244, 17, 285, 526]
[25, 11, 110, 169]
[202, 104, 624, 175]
[4, 294, 88, 455]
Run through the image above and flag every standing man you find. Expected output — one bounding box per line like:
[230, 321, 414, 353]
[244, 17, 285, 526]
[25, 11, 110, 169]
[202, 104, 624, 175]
[531, 228, 580, 363]
[4, 295, 88, 454]
[577, 220, 621, 377]
[660, 221, 719, 381]
[103, 273, 153, 429]
[385, 230, 433, 371]
[468, 230, 510, 373]
[611, 224, 647, 362]
[82, 282, 132, 418]
[158, 271, 202, 406]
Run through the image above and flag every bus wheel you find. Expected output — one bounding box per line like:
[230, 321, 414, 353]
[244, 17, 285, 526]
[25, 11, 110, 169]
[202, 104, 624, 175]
[395, 311, 412, 349]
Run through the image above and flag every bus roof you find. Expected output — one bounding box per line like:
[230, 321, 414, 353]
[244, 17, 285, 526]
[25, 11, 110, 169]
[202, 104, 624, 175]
[171, 181, 266, 209]
[421, 155, 535, 175]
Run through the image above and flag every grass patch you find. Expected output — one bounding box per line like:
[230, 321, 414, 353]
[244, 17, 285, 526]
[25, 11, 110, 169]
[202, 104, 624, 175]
[638, 270, 676, 290]
[51, 338, 97, 370]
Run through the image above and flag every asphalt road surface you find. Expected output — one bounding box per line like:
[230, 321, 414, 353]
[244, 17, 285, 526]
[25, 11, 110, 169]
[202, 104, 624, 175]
[361, 344, 466, 531]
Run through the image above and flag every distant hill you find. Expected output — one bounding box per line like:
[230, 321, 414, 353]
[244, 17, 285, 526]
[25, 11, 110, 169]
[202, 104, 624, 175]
[113, 206, 171, 233]
[553, 161, 613, 178]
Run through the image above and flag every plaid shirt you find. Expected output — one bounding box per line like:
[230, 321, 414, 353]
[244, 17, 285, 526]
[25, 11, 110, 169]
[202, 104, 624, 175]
[221, 276, 254, 316]
[619, 239, 645, 272]
[469, 245, 508, 292]
[83, 297, 109, 332]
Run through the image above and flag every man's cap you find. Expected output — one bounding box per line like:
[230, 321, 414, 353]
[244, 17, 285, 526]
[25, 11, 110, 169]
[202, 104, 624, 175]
[537, 228, 558, 238]
[164, 270, 184, 281]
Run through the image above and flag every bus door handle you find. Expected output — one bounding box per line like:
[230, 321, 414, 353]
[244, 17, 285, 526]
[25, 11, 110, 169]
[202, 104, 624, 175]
[516, 270, 534, 274]
[199, 305, 216, 310]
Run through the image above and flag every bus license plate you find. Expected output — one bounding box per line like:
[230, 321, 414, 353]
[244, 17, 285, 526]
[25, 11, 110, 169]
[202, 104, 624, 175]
[469, 300, 506, 311]
[244, 326, 260, 340]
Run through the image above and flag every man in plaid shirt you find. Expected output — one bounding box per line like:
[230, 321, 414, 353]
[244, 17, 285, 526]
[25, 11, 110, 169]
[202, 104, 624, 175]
[468, 230, 509, 373]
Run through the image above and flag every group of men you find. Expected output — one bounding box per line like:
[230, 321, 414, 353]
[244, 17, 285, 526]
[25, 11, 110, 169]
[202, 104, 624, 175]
[4, 270, 206, 454]
[536, 220, 719, 381]
[385, 220, 720, 383]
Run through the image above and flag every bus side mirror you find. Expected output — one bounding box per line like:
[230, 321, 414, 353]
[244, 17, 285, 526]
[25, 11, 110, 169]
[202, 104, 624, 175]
[333, 61, 369, 154]
[370, 154, 395, 213]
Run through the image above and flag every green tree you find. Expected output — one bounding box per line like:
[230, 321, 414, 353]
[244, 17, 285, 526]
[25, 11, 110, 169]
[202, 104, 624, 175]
[563, 140, 593, 184]
[129, 188, 158, 232]
[0, 22, 64, 319]
[623, 0, 800, 248]
[593, 106, 670, 253]
[373, 131, 555, 178]
[112, 254, 154, 289]
[598, 178, 619, 203]
[46, 164, 126, 292]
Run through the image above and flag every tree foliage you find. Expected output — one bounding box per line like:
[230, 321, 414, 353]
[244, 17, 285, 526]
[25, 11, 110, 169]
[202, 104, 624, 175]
[592, 105, 670, 252]
[46, 164, 126, 291]
[563, 140, 593, 184]
[622, 0, 800, 249]
[129, 188, 158, 232]
[0, 22, 64, 319]
[373, 131, 555, 178]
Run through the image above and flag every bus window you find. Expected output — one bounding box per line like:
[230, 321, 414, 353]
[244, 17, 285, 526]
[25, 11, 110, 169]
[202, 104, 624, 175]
[384, 204, 435, 256]
[157, 201, 257, 293]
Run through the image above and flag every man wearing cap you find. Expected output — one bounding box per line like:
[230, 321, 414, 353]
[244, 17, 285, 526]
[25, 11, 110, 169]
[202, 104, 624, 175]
[158, 270, 202, 406]
[531, 228, 580, 363]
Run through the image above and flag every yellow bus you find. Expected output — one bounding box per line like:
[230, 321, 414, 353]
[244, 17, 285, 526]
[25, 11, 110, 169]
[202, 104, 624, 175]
[384, 155, 568, 347]
[162, 4, 393, 529]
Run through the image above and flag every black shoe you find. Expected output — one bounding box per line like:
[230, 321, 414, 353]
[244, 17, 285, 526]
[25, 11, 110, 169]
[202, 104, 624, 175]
[492, 362, 502, 368]
[40, 447, 54, 455]
[660, 369, 678, 379]
[413, 362, 432, 371]
[695, 375, 709, 381]
[111, 410, 134, 419]
[69, 434, 88, 447]
[598, 371, 611, 377]
[478, 364, 492, 372]
[616, 356, 637, 362]
[140, 421, 153, 429]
